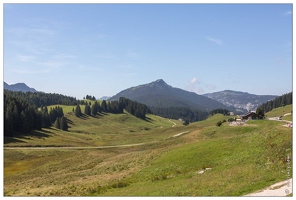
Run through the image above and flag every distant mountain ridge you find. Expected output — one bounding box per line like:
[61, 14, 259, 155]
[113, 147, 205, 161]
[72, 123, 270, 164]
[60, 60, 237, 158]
[203, 90, 278, 112]
[109, 79, 233, 112]
[4, 82, 37, 92]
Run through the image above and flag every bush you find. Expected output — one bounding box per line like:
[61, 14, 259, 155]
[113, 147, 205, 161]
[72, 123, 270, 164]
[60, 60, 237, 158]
[183, 119, 189, 126]
[216, 121, 222, 127]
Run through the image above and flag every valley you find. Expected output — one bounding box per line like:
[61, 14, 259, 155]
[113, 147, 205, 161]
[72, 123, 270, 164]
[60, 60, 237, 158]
[4, 105, 292, 196]
[4, 4, 292, 197]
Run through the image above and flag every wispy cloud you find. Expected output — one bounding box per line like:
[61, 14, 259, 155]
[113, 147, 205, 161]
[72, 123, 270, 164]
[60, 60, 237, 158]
[186, 77, 205, 94]
[16, 54, 35, 62]
[190, 77, 197, 84]
[206, 36, 224, 45]
[13, 68, 51, 74]
[283, 11, 292, 16]
[10, 40, 49, 55]
[78, 65, 103, 71]
[127, 50, 141, 59]
[92, 53, 115, 59]
[186, 76, 217, 94]
[52, 54, 76, 60]
[7, 27, 56, 39]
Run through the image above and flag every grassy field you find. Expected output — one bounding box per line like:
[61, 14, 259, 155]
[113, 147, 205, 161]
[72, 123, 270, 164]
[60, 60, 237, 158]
[265, 104, 292, 121]
[5, 105, 183, 147]
[4, 106, 292, 196]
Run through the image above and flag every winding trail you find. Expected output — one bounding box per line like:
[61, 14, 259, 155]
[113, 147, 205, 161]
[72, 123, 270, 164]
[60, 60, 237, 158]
[169, 119, 177, 127]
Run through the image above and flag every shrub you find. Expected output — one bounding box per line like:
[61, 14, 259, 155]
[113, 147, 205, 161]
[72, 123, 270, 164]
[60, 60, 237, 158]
[216, 121, 222, 127]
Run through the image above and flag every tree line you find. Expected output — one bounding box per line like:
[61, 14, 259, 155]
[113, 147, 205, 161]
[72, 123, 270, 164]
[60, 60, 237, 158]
[209, 108, 231, 116]
[42, 106, 68, 131]
[83, 95, 96, 101]
[74, 97, 149, 120]
[4, 92, 68, 136]
[149, 106, 208, 122]
[4, 90, 78, 107]
[257, 92, 292, 113]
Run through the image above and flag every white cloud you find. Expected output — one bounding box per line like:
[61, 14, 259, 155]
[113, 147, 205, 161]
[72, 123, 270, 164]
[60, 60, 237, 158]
[186, 77, 216, 94]
[190, 77, 197, 84]
[13, 69, 51, 74]
[78, 65, 103, 71]
[283, 11, 292, 16]
[17, 55, 35, 62]
[7, 27, 56, 39]
[206, 36, 224, 45]
[186, 77, 204, 94]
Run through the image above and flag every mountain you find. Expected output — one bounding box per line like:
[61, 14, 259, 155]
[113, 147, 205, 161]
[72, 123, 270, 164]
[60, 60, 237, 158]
[109, 79, 232, 112]
[203, 90, 278, 112]
[4, 82, 37, 92]
[99, 96, 111, 101]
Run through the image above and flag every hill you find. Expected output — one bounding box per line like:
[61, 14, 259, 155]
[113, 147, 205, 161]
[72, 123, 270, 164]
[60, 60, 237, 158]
[257, 92, 292, 113]
[109, 79, 233, 112]
[4, 82, 37, 92]
[203, 90, 277, 112]
[4, 110, 292, 196]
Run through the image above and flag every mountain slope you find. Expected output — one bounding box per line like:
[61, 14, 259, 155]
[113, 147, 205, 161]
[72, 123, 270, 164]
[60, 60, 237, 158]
[203, 90, 277, 112]
[109, 79, 232, 112]
[4, 82, 37, 92]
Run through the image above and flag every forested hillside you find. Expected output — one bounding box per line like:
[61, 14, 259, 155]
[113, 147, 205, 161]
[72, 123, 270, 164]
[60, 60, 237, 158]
[257, 92, 292, 113]
[109, 79, 234, 122]
[150, 107, 208, 122]
[4, 91, 151, 137]
[4, 90, 79, 107]
[109, 79, 231, 111]
[4, 91, 72, 136]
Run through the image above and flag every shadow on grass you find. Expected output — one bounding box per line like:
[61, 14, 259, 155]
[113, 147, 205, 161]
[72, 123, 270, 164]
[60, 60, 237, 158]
[90, 112, 109, 118]
[144, 116, 154, 123]
[4, 137, 27, 144]
[66, 118, 74, 125]
[4, 128, 53, 144]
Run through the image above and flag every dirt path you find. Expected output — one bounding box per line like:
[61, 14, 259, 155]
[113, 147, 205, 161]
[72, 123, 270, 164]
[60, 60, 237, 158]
[169, 119, 177, 127]
[3, 143, 146, 150]
[4, 130, 190, 150]
[244, 178, 292, 196]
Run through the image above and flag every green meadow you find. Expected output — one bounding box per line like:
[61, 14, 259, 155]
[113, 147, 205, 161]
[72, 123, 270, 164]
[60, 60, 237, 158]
[4, 105, 292, 196]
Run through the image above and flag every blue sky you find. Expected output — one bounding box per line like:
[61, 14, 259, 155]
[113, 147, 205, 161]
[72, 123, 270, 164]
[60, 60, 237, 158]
[3, 3, 293, 99]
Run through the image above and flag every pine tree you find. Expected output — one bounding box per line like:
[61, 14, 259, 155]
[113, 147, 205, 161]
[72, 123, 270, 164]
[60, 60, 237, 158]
[54, 117, 61, 129]
[4, 105, 14, 136]
[75, 105, 82, 117]
[42, 112, 51, 128]
[91, 103, 97, 116]
[20, 110, 30, 134]
[59, 117, 68, 131]
[84, 104, 91, 115]
[101, 100, 107, 112]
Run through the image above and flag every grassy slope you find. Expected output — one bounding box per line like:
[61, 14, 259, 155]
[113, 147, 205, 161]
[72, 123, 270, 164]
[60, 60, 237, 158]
[265, 104, 292, 121]
[5, 105, 182, 147]
[4, 107, 292, 196]
[95, 115, 292, 196]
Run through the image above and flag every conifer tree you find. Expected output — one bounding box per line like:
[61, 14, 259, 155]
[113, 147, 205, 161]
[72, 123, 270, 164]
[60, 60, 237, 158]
[91, 102, 98, 116]
[54, 117, 61, 129]
[101, 100, 107, 112]
[59, 117, 68, 131]
[4, 106, 14, 136]
[75, 105, 82, 117]
[84, 104, 91, 115]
